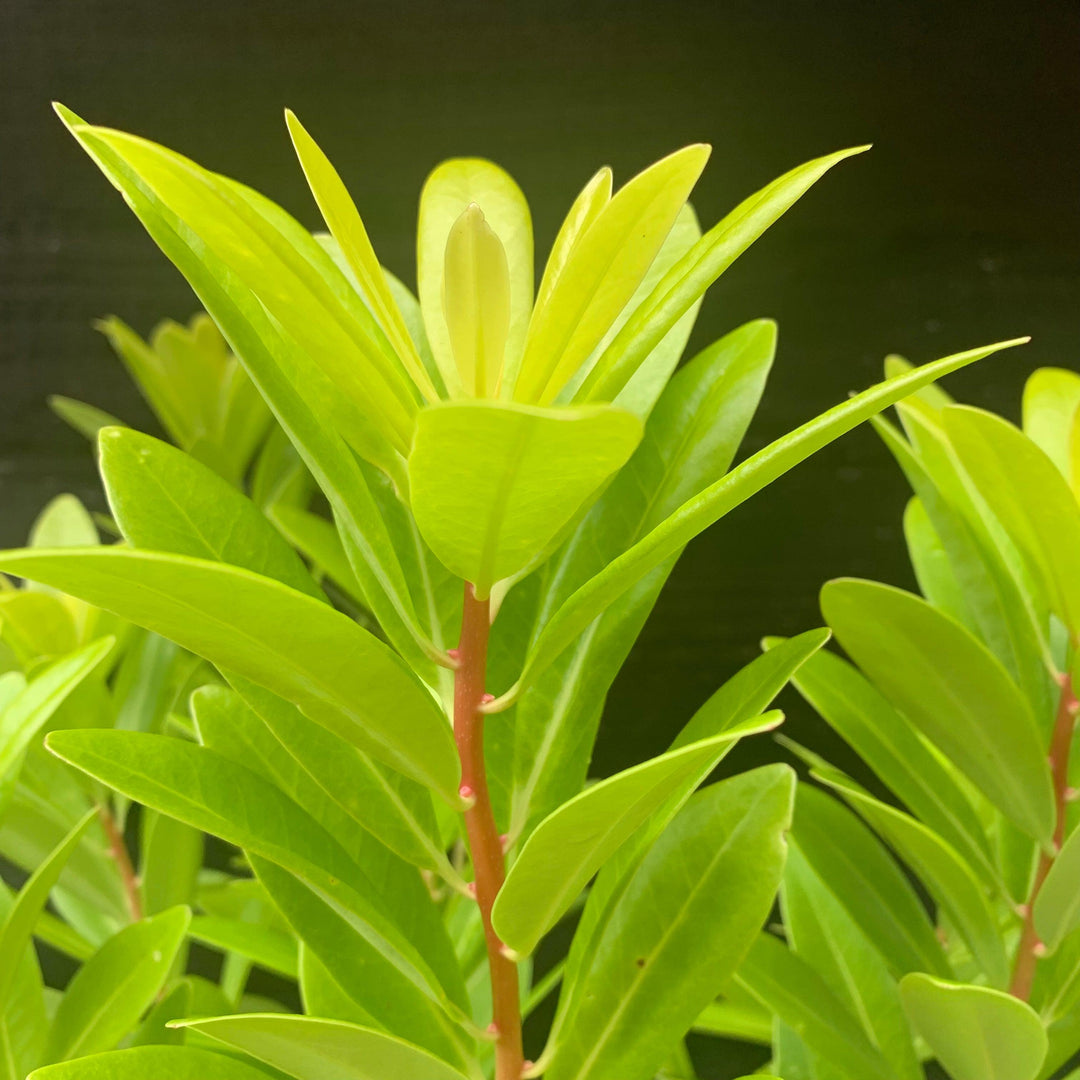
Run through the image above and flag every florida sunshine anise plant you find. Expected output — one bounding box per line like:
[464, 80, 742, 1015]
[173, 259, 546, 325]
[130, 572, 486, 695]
[0, 104, 1023, 1080]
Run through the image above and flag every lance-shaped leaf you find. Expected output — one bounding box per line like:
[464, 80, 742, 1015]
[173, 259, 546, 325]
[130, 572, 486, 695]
[30, 1046, 276, 1080]
[0, 811, 95, 1007]
[187, 917, 298, 979]
[772, 639, 998, 887]
[493, 720, 780, 957]
[900, 974, 1048, 1080]
[821, 578, 1055, 844]
[409, 400, 642, 595]
[44, 906, 190, 1062]
[815, 768, 1009, 987]
[252, 858, 475, 1070]
[286, 109, 437, 400]
[0, 548, 460, 803]
[45, 729, 470, 1034]
[514, 144, 710, 404]
[942, 405, 1080, 637]
[543, 765, 794, 1080]
[48, 396, 125, 443]
[491, 339, 1024, 710]
[793, 784, 948, 978]
[735, 932, 896, 1080]
[418, 158, 532, 397]
[269, 504, 366, 606]
[99, 426, 322, 599]
[577, 145, 867, 404]
[173, 1014, 473, 1080]
[57, 103, 441, 674]
[1035, 826, 1080, 954]
[0, 638, 113, 784]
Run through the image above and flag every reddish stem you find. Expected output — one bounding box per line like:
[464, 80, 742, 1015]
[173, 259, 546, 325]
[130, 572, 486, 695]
[1010, 673, 1076, 1000]
[98, 803, 143, 923]
[454, 583, 523, 1078]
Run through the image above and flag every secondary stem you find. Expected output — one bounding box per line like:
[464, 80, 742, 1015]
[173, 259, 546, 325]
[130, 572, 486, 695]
[98, 803, 142, 923]
[1010, 672, 1076, 1000]
[454, 583, 524, 1078]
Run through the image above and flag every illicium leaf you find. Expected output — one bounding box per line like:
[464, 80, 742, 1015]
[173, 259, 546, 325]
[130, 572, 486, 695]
[29, 1045, 274, 1080]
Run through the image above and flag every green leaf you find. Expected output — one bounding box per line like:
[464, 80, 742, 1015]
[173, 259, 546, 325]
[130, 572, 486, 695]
[251, 858, 475, 1071]
[298, 944, 374, 1026]
[815, 769, 1009, 988]
[544, 765, 794, 1080]
[1022, 367, 1080, 481]
[44, 906, 190, 1062]
[776, 640, 999, 888]
[792, 784, 947, 978]
[577, 145, 867, 404]
[28, 495, 99, 549]
[500, 318, 777, 840]
[514, 144, 709, 404]
[47, 396, 125, 442]
[213, 679, 458, 888]
[899, 973, 1048, 1080]
[58, 106, 438, 671]
[188, 917, 298, 979]
[0, 548, 459, 803]
[139, 809, 203, 916]
[821, 577, 1055, 843]
[942, 404, 1080, 638]
[29, 1045, 276, 1080]
[903, 495, 971, 627]
[1035, 825, 1080, 953]
[0, 638, 113, 785]
[0, 810, 95, 1007]
[735, 932, 895, 1080]
[268, 505, 366, 607]
[129, 979, 191, 1046]
[782, 841, 922, 1080]
[409, 399, 642, 594]
[286, 110, 437, 401]
[493, 719, 780, 957]
[417, 157, 532, 398]
[99, 426, 322, 599]
[492, 339, 1025, 709]
[173, 1014, 472, 1080]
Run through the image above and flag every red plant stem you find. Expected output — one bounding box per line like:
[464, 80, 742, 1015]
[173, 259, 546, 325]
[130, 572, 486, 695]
[454, 583, 524, 1078]
[1010, 673, 1076, 1000]
[98, 803, 142, 923]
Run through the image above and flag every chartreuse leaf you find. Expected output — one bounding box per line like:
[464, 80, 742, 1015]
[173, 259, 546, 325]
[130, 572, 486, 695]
[48, 396, 124, 442]
[268, 505, 366, 606]
[0, 548, 460, 803]
[514, 144, 709, 404]
[772, 639, 999, 887]
[577, 145, 868, 404]
[98, 426, 322, 600]
[0, 638, 113, 784]
[821, 578, 1055, 843]
[544, 765, 794, 1080]
[942, 405, 1080, 637]
[782, 842, 922, 1080]
[57, 104, 439, 674]
[173, 1014, 472, 1080]
[409, 400, 642, 594]
[44, 905, 190, 1062]
[904, 495, 971, 626]
[0, 810, 95, 1007]
[299, 944, 374, 1026]
[187, 917, 298, 979]
[139, 810, 202, 916]
[735, 932, 895, 1080]
[1035, 826, 1080, 954]
[793, 784, 947, 978]
[285, 110, 437, 401]
[28, 495, 98, 549]
[30, 1045, 274, 1079]
[493, 722, 779, 957]
[418, 158, 532, 398]
[815, 769, 1009, 987]
[80, 126, 420, 461]
[900, 974, 1048, 1080]
[1022, 367, 1080, 481]
[251, 858, 476, 1072]
[491, 338, 1026, 710]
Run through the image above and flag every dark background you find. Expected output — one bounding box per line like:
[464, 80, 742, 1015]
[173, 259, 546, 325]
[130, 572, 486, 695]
[2, 0, 1079, 1073]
